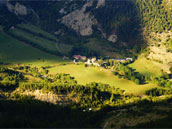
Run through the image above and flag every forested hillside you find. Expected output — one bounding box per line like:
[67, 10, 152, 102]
[135, 0, 172, 33]
[0, 0, 171, 55]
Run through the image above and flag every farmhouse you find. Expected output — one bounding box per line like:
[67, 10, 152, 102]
[85, 57, 101, 66]
[91, 57, 97, 62]
[73, 55, 87, 61]
[112, 58, 133, 62]
[73, 55, 80, 60]
[126, 58, 133, 61]
[86, 59, 92, 65]
[80, 56, 87, 61]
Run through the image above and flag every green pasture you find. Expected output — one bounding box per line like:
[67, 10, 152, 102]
[129, 56, 163, 76]
[9, 28, 58, 52]
[17, 24, 57, 41]
[49, 64, 157, 95]
[0, 31, 67, 66]
[9, 27, 72, 55]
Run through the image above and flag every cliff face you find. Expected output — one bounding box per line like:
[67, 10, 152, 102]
[6, 2, 27, 16]
[61, 0, 98, 36]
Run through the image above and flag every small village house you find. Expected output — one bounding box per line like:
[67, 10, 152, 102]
[85, 57, 100, 66]
[80, 56, 87, 61]
[91, 57, 97, 62]
[73, 55, 80, 60]
[86, 59, 92, 65]
[126, 58, 133, 62]
[73, 55, 87, 61]
[112, 58, 133, 62]
[112, 58, 127, 62]
[10, 26, 15, 30]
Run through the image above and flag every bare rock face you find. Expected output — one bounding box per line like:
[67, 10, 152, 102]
[21, 90, 75, 105]
[96, 0, 105, 8]
[108, 34, 118, 43]
[61, 0, 98, 36]
[6, 2, 27, 16]
[59, 8, 67, 15]
[14, 3, 27, 15]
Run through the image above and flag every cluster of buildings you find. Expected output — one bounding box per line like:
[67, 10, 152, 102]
[73, 55, 133, 66]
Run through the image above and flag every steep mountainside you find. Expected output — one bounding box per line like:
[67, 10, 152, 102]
[0, 0, 171, 59]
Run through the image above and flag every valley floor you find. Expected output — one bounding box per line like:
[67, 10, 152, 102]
[49, 64, 157, 95]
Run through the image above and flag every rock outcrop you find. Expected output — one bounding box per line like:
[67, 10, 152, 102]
[22, 90, 74, 105]
[96, 0, 105, 8]
[6, 2, 27, 16]
[61, 0, 98, 36]
[108, 34, 118, 43]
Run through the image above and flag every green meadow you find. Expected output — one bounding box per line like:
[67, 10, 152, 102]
[9, 24, 72, 56]
[9, 28, 58, 52]
[0, 31, 67, 66]
[17, 24, 58, 41]
[129, 56, 163, 76]
[49, 64, 157, 95]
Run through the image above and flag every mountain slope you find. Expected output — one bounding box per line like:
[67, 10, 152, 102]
[0, 27, 65, 65]
[0, 0, 171, 68]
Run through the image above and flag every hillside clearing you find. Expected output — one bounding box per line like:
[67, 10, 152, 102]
[9, 28, 58, 52]
[129, 56, 164, 76]
[9, 24, 72, 56]
[48, 64, 157, 95]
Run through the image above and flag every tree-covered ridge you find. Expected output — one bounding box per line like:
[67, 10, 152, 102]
[92, 0, 140, 42]
[91, 0, 171, 44]
[135, 0, 172, 33]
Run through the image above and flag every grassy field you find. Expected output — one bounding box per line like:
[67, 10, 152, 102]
[9, 28, 58, 52]
[17, 24, 57, 41]
[48, 64, 157, 95]
[9, 26, 72, 56]
[129, 56, 163, 76]
[0, 31, 67, 66]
